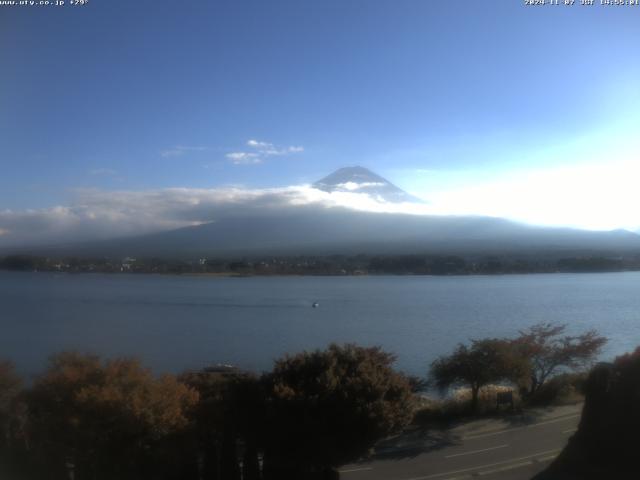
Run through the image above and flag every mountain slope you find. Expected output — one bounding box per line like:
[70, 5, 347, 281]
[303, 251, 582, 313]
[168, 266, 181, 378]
[36, 207, 640, 259]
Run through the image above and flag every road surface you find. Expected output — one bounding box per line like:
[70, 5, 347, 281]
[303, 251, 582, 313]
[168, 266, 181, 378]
[339, 406, 581, 480]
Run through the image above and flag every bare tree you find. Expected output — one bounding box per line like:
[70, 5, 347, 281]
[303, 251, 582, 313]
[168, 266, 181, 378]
[513, 323, 607, 396]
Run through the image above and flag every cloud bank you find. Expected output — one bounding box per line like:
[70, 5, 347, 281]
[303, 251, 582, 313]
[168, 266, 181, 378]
[0, 185, 435, 248]
[2, 159, 640, 249]
[422, 159, 640, 232]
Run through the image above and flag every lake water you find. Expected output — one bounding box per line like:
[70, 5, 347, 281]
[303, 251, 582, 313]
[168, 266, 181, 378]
[2, 271, 640, 378]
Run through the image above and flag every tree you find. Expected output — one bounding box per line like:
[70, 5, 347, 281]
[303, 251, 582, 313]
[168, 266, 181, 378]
[430, 339, 526, 413]
[179, 365, 265, 480]
[0, 360, 22, 450]
[0, 360, 24, 480]
[513, 323, 607, 396]
[534, 346, 640, 480]
[0, 255, 45, 271]
[263, 343, 414, 480]
[26, 352, 199, 480]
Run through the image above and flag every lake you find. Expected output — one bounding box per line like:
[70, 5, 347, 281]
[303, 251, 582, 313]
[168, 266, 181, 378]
[1, 271, 639, 378]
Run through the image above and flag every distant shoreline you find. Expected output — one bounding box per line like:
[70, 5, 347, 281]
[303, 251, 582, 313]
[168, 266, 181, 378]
[3, 269, 640, 278]
[3, 252, 640, 277]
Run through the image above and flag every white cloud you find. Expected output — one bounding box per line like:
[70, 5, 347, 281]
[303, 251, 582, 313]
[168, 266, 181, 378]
[160, 146, 207, 158]
[225, 152, 262, 165]
[226, 139, 304, 165]
[247, 139, 272, 149]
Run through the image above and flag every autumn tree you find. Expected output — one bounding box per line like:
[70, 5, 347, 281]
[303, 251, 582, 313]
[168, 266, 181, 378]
[179, 365, 265, 480]
[513, 323, 607, 396]
[262, 343, 414, 480]
[430, 339, 527, 413]
[26, 352, 198, 480]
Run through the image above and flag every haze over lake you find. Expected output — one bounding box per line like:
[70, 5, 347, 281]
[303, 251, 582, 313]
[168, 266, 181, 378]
[3, 271, 639, 378]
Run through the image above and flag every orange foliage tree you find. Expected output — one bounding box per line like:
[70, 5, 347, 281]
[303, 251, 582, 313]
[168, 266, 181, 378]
[26, 352, 198, 480]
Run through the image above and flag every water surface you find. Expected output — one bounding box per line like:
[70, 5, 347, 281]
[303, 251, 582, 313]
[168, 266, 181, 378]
[2, 271, 639, 377]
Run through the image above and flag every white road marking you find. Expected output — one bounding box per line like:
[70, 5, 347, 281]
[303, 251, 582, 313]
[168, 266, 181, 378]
[444, 444, 509, 459]
[537, 453, 559, 462]
[527, 414, 580, 428]
[403, 448, 561, 480]
[339, 467, 373, 473]
[477, 460, 534, 476]
[463, 414, 580, 440]
[440, 455, 558, 480]
[562, 428, 577, 434]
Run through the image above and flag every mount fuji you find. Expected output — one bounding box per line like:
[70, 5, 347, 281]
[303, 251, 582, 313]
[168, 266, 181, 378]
[313, 166, 423, 204]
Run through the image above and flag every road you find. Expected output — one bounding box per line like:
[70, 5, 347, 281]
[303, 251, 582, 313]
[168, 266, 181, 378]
[339, 407, 581, 480]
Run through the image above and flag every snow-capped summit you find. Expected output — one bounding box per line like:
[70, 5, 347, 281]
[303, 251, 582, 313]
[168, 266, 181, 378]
[313, 166, 422, 203]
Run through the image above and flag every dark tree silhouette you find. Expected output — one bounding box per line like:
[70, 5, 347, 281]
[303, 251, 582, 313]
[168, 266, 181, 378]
[179, 365, 265, 480]
[0, 360, 21, 447]
[535, 347, 640, 479]
[262, 343, 414, 480]
[0, 360, 23, 479]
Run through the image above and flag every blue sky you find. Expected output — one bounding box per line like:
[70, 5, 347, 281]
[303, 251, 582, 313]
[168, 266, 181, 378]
[1, 0, 640, 243]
